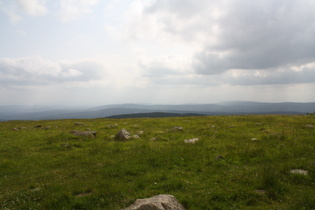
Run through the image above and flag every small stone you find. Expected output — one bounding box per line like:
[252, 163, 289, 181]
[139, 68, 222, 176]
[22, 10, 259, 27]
[184, 138, 199, 143]
[133, 135, 140, 139]
[69, 130, 97, 138]
[44, 126, 51, 130]
[251, 138, 258, 141]
[106, 124, 118, 128]
[30, 188, 41, 192]
[74, 122, 86, 126]
[12, 128, 19, 131]
[150, 137, 157, 141]
[305, 124, 314, 128]
[34, 125, 42, 128]
[172, 126, 183, 131]
[115, 129, 131, 140]
[137, 131, 144, 136]
[290, 169, 308, 175]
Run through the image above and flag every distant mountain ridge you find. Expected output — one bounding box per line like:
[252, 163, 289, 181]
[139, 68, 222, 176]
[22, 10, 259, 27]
[0, 101, 314, 121]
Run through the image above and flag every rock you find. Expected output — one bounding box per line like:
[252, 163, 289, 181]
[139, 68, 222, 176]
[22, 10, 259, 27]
[251, 138, 258, 141]
[184, 138, 199, 143]
[12, 128, 19, 131]
[290, 169, 308, 175]
[34, 125, 42, 128]
[44, 126, 51, 130]
[150, 137, 157, 141]
[115, 129, 131, 140]
[305, 124, 314, 128]
[172, 126, 183, 131]
[74, 122, 86, 126]
[137, 131, 144, 136]
[69, 130, 96, 138]
[133, 135, 140, 139]
[124, 194, 186, 210]
[106, 124, 118, 128]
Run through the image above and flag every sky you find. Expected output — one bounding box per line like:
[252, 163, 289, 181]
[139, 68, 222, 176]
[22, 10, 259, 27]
[0, 0, 315, 106]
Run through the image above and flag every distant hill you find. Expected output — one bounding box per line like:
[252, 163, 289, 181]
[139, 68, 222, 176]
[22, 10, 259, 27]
[1, 101, 314, 121]
[106, 112, 206, 119]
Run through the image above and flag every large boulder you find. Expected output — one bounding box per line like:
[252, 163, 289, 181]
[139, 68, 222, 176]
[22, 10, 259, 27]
[124, 194, 185, 210]
[115, 129, 131, 140]
[69, 130, 96, 138]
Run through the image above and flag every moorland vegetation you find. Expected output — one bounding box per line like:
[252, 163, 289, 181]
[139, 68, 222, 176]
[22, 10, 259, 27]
[1, 115, 314, 209]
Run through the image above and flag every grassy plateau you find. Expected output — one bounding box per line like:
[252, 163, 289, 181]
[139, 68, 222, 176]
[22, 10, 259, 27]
[0, 115, 314, 209]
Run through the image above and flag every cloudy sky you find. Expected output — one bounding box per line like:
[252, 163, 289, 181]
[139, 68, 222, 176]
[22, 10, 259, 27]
[1, 0, 315, 106]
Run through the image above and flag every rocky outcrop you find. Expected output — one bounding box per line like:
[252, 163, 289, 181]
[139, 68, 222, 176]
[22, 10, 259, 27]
[124, 194, 185, 210]
[115, 129, 131, 140]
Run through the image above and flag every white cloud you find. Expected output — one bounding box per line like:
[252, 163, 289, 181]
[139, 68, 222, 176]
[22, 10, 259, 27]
[58, 0, 99, 22]
[16, 0, 47, 16]
[0, 56, 106, 86]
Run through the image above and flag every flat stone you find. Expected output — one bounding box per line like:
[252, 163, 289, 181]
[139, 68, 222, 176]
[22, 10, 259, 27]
[172, 126, 183, 131]
[184, 138, 199, 143]
[290, 169, 308, 175]
[69, 130, 96, 138]
[74, 122, 86, 126]
[137, 131, 144, 136]
[123, 194, 185, 210]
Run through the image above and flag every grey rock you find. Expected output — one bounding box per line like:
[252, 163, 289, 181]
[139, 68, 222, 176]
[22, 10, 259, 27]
[137, 131, 144, 136]
[305, 124, 314, 128]
[123, 194, 185, 210]
[74, 122, 86, 126]
[184, 138, 199, 143]
[115, 129, 131, 140]
[12, 128, 19, 131]
[290, 169, 308, 175]
[69, 130, 96, 138]
[106, 124, 118, 128]
[172, 126, 183, 131]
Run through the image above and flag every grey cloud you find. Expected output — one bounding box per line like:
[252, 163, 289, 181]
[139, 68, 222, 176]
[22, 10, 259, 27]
[143, 0, 315, 75]
[0, 57, 105, 86]
[194, 0, 315, 74]
[224, 68, 315, 86]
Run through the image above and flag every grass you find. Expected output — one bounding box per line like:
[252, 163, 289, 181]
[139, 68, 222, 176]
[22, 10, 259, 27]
[0, 115, 314, 209]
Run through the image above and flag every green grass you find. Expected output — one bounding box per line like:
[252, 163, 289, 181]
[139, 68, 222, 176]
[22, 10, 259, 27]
[0, 115, 314, 209]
